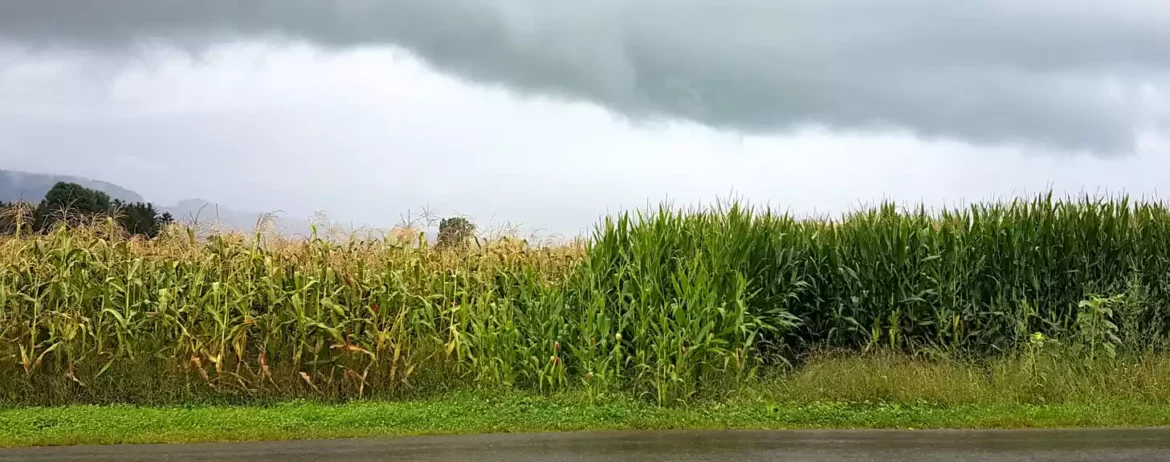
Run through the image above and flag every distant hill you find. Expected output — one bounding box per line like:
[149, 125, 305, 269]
[1, 170, 396, 239]
[0, 171, 307, 235]
[0, 169, 144, 204]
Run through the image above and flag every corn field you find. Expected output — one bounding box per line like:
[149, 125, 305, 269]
[2, 194, 1169, 405]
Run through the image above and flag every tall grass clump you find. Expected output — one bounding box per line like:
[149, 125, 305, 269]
[2, 193, 1170, 406]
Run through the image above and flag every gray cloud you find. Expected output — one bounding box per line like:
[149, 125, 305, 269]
[2, 0, 1169, 153]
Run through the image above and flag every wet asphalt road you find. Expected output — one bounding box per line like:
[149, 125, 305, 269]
[3, 428, 1169, 461]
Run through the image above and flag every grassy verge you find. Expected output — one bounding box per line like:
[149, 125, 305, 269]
[6, 352, 1170, 447]
[3, 391, 1170, 448]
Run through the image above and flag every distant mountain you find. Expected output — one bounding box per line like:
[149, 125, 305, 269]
[0, 169, 144, 204]
[1, 169, 392, 239]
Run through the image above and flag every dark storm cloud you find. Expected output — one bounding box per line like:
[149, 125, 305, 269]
[1, 0, 1168, 153]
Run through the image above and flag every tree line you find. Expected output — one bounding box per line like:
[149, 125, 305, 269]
[0, 182, 173, 238]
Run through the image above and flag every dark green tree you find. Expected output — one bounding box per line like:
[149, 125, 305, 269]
[41, 182, 111, 214]
[0, 201, 12, 234]
[114, 200, 174, 238]
[437, 216, 476, 249]
[8, 182, 173, 239]
[33, 182, 112, 230]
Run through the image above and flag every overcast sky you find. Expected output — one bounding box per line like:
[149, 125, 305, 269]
[1, 1, 1169, 236]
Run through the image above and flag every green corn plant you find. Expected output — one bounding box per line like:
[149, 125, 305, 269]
[2, 193, 1170, 406]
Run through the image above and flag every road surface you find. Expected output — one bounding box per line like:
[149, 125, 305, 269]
[3, 428, 1169, 461]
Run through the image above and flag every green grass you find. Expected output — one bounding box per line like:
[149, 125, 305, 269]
[3, 391, 1170, 448]
[6, 352, 1170, 448]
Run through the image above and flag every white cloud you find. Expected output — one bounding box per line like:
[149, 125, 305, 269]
[3, 0, 1169, 152]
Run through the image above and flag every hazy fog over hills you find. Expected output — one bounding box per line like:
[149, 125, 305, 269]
[1, 169, 144, 204]
[0, 168, 320, 235]
[164, 198, 316, 236]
